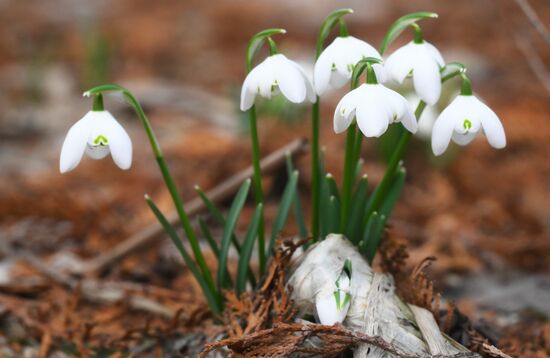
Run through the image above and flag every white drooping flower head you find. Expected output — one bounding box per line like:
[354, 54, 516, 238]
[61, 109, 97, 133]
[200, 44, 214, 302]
[385, 40, 444, 105]
[431, 94, 506, 156]
[60, 110, 132, 173]
[334, 82, 417, 138]
[315, 262, 352, 325]
[314, 36, 386, 96]
[240, 53, 315, 111]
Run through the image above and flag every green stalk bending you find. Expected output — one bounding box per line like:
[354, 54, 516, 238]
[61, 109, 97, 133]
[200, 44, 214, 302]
[84, 84, 217, 301]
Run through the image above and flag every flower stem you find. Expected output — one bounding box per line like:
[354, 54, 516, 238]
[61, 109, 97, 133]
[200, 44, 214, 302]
[363, 101, 427, 220]
[311, 98, 321, 241]
[85, 84, 221, 311]
[247, 105, 266, 275]
[340, 123, 357, 232]
[412, 23, 424, 44]
[92, 94, 104, 111]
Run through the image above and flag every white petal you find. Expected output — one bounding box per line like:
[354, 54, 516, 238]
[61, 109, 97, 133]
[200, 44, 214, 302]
[315, 291, 350, 325]
[272, 55, 306, 104]
[333, 88, 361, 133]
[59, 112, 94, 173]
[85, 144, 110, 159]
[412, 55, 442, 105]
[314, 45, 337, 96]
[240, 68, 259, 111]
[380, 86, 417, 133]
[385, 42, 416, 84]
[477, 99, 506, 149]
[423, 41, 445, 67]
[102, 112, 133, 170]
[346, 36, 381, 60]
[431, 97, 465, 156]
[372, 63, 387, 83]
[452, 130, 478, 146]
[289, 58, 315, 103]
[355, 89, 391, 137]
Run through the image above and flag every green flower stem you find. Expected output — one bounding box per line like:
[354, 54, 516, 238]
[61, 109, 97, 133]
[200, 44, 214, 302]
[92, 93, 104, 111]
[412, 23, 424, 44]
[84, 84, 218, 301]
[460, 74, 473, 95]
[244, 28, 285, 271]
[311, 98, 321, 241]
[340, 123, 358, 231]
[247, 105, 266, 275]
[311, 8, 354, 241]
[363, 101, 427, 220]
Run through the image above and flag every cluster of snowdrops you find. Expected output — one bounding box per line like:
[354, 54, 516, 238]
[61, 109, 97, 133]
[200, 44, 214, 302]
[58, 10, 505, 320]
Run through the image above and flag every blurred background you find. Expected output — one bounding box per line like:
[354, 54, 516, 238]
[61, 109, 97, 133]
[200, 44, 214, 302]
[0, 0, 548, 356]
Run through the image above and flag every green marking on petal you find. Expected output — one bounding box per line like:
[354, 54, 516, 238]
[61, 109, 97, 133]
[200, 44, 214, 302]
[463, 119, 472, 131]
[93, 135, 108, 145]
[334, 291, 341, 311]
[331, 62, 337, 71]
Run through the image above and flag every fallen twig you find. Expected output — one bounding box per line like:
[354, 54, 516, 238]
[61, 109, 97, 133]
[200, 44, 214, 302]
[79, 138, 308, 274]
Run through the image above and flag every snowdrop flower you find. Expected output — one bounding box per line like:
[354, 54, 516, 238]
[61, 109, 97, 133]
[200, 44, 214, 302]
[385, 39, 444, 105]
[431, 94, 506, 156]
[315, 260, 352, 325]
[60, 110, 132, 173]
[334, 83, 417, 137]
[240, 54, 315, 111]
[314, 36, 385, 95]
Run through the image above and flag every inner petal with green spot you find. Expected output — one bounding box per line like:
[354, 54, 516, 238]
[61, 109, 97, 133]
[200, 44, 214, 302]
[93, 134, 108, 146]
[463, 119, 472, 132]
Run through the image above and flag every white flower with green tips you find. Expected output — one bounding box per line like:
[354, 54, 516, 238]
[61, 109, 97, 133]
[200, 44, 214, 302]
[315, 259, 352, 325]
[385, 40, 444, 105]
[314, 36, 385, 95]
[60, 110, 132, 173]
[240, 54, 315, 111]
[431, 94, 506, 156]
[333, 83, 417, 137]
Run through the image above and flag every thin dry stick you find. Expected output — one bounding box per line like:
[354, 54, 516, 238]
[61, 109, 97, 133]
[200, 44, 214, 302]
[514, 0, 550, 46]
[80, 138, 308, 274]
[514, 33, 550, 95]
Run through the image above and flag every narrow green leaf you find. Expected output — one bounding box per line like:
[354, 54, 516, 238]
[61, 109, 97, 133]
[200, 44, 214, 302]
[379, 12, 439, 54]
[198, 217, 219, 258]
[315, 8, 354, 58]
[360, 212, 387, 264]
[217, 179, 251, 289]
[286, 153, 308, 239]
[327, 195, 340, 234]
[268, 170, 299, 254]
[195, 186, 244, 254]
[379, 166, 406, 218]
[145, 195, 221, 314]
[236, 203, 263, 295]
[345, 174, 369, 243]
[326, 173, 341, 204]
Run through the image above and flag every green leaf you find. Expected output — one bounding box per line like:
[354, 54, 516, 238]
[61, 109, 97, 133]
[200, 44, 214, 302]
[286, 153, 308, 239]
[236, 203, 263, 295]
[268, 170, 299, 254]
[379, 12, 438, 54]
[246, 28, 286, 72]
[315, 8, 354, 58]
[327, 195, 340, 234]
[198, 217, 219, 258]
[345, 174, 368, 243]
[379, 165, 406, 218]
[217, 179, 251, 289]
[195, 186, 244, 254]
[145, 195, 221, 314]
[360, 212, 387, 264]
